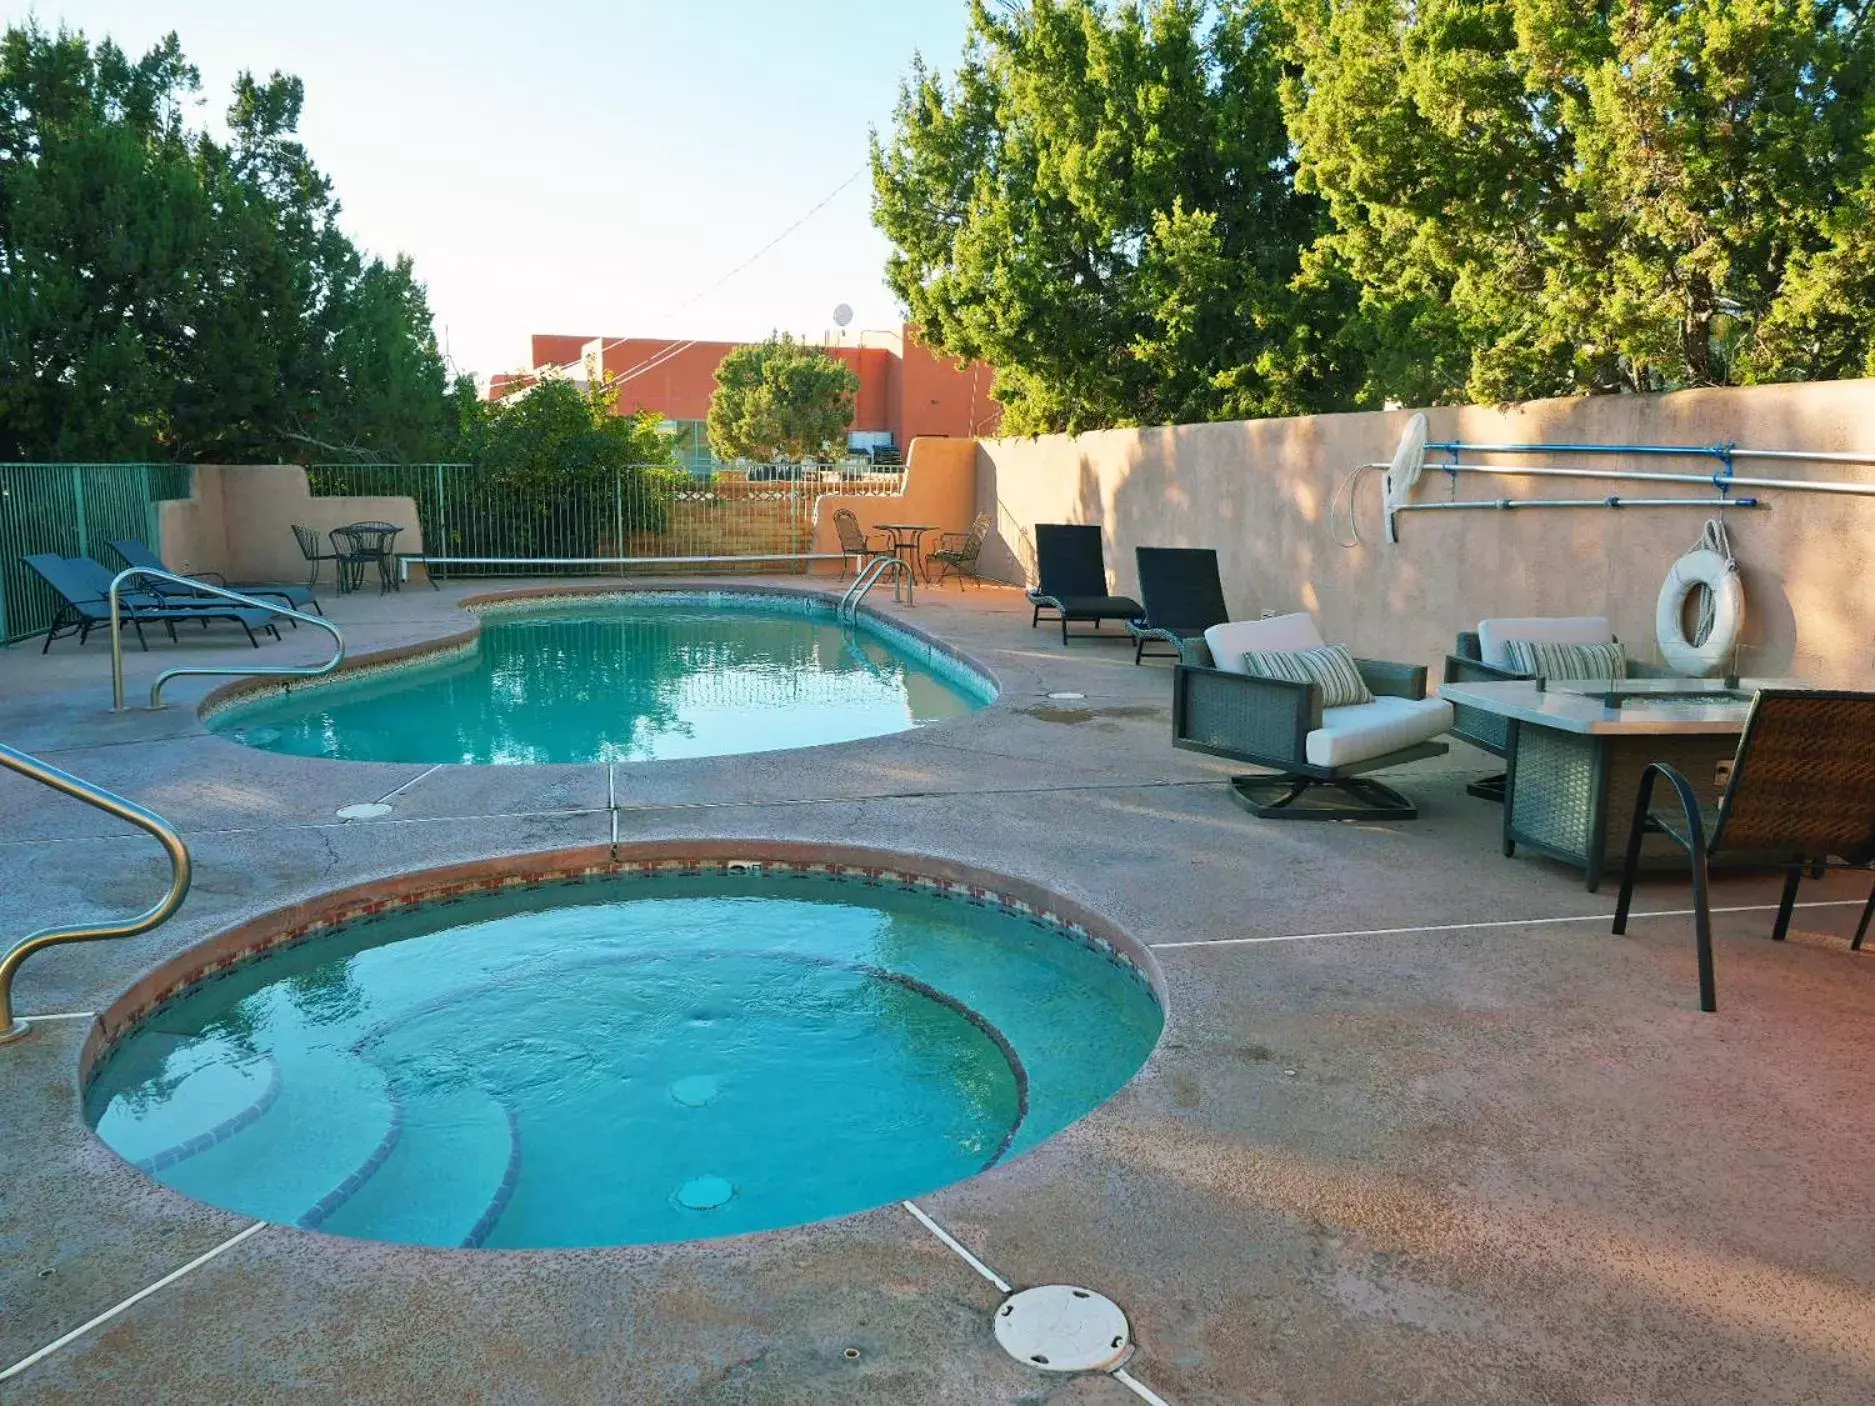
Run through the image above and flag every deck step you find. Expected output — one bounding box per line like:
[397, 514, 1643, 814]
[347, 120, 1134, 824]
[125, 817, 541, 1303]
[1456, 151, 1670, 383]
[312, 1077, 519, 1247]
[155, 1046, 398, 1226]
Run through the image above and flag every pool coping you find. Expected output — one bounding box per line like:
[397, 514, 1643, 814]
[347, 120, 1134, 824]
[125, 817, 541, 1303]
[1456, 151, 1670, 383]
[194, 582, 1003, 726]
[78, 838, 1167, 1096]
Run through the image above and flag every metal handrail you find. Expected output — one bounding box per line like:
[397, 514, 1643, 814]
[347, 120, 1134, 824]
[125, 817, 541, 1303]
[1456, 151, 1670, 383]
[0, 743, 192, 1045]
[109, 568, 345, 711]
[838, 555, 915, 621]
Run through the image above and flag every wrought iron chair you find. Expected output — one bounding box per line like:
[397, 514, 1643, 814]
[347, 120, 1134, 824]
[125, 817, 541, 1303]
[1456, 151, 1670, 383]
[927, 512, 992, 589]
[832, 508, 883, 580]
[1612, 689, 1875, 1012]
[329, 523, 403, 595]
[293, 523, 344, 590]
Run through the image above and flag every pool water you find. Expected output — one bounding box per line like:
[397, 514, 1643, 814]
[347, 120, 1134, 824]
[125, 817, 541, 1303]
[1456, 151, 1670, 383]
[210, 598, 993, 764]
[86, 874, 1162, 1249]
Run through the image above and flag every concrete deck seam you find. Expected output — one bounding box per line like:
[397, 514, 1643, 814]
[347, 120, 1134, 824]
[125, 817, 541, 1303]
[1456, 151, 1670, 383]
[1149, 897, 1874, 950]
[373, 763, 444, 805]
[0, 1221, 266, 1383]
[900, 1200, 1011, 1293]
[1114, 1367, 1175, 1406]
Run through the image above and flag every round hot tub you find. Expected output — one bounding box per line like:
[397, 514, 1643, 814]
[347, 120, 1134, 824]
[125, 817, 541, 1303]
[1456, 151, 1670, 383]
[84, 853, 1161, 1249]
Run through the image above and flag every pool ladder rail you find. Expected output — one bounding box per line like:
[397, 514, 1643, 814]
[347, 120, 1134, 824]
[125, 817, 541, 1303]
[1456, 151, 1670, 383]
[0, 743, 192, 1045]
[108, 567, 346, 712]
[838, 555, 915, 622]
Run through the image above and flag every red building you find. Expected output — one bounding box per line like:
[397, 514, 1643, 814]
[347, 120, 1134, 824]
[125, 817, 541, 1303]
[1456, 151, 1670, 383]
[493, 324, 999, 468]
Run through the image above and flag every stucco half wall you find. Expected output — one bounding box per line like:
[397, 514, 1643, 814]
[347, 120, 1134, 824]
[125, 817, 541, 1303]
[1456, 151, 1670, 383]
[976, 378, 1875, 687]
[158, 466, 424, 587]
[810, 438, 979, 574]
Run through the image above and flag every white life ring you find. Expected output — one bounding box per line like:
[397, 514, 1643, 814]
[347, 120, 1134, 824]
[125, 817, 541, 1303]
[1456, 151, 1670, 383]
[1655, 548, 1744, 676]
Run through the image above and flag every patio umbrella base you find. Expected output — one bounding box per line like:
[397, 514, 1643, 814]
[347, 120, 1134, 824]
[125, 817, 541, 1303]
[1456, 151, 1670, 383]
[1229, 773, 1420, 822]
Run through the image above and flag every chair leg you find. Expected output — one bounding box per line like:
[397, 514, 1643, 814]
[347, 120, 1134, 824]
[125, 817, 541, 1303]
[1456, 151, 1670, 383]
[1611, 765, 1661, 936]
[1770, 862, 1803, 942]
[1690, 845, 1717, 1013]
[1852, 880, 1874, 952]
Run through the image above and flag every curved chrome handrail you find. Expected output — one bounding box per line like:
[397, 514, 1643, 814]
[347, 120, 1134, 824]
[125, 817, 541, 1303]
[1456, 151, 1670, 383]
[0, 743, 192, 1045]
[108, 567, 346, 711]
[838, 555, 915, 621]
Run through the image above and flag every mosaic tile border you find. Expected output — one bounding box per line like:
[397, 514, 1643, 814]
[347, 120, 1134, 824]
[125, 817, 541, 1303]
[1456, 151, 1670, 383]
[82, 851, 1161, 1083]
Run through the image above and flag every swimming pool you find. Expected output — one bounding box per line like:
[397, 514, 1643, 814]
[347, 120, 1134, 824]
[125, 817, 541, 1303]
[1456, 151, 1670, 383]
[208, 593, 995, 764]
[85, 862, 1162, 1249]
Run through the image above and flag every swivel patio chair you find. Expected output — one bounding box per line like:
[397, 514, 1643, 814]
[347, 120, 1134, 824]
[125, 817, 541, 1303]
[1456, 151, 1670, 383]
[109, 538, 322, 619]
[927, 512, 992, 589]
[832, 508, 884, 580]
[1127, 547, 1230, 665]
[25, 555, 281, 652]
[1172, 612, 1452, 820]
[1028, 524, 1143, 645]
[1612, 689, 1875, 1012]
[1444, 616, 1669, 800]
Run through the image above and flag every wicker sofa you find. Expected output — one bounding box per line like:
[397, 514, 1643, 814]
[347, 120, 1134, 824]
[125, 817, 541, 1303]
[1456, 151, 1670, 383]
[1173, 613, 1452, 820]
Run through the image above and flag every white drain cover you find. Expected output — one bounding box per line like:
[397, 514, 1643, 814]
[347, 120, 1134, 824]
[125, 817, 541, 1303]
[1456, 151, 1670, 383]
[993, 1285, 1130, 1372]
[670, 1074, 721, 1107]
[675, 1175, 734, 1210]
[1046, 691, 1086, 701]
[336, 802, 392, 820]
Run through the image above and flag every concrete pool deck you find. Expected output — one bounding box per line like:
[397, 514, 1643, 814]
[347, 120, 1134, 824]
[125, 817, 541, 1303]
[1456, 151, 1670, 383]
[1, 578, 1871, 1404]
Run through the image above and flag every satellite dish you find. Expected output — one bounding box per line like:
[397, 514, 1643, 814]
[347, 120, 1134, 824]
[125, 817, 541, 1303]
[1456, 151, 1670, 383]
[832, 303, 853, 328]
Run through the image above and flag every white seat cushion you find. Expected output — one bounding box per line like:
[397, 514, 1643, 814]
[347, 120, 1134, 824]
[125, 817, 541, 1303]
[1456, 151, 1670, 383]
[1477, 616, 1612, 668]
[1305, 695, 1454, 769]
[1204, 613, 1325, 675]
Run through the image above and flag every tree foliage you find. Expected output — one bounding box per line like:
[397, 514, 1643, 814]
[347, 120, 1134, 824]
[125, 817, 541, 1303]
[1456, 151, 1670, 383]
[871, 0, 1362, 434]
[1279, 0, 1875, 402]
[0, 22, 451, 462]
[707, 333, 860, 461]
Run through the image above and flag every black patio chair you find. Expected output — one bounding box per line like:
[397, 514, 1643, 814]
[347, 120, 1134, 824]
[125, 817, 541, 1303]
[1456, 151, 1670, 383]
[330, 523, 403, 594]
[293, 524, 344, 590]
[1127, 547, 1230, 665]
[927, 512, 992, 589]
[108, 538, 322, 620]
[1612, 689, 1875, 1012]
[832, 508, 884, 580]
[25, 555, 280, 652]
[1028, 524, 1143, 645]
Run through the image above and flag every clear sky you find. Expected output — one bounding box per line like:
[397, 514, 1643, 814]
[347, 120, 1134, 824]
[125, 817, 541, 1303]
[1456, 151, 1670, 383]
[3, 0, 975, 379]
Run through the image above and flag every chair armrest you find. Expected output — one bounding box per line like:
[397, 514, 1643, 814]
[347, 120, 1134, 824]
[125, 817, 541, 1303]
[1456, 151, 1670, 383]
[1172, 664, 1318, 766]
[1354, 658, 1428, 700]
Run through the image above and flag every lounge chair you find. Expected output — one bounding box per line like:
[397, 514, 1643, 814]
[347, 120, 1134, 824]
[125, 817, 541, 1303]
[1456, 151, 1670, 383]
[927, 513, 992, 588]
[1028, 524, 1144, 644]
[108, 539, 322, 618]
[1443, 616, 1669, 800]
[1127, 547, 1230, 665]
[26, 555, 281, 652]
[1172, 611, 1452, 819]
[1612, 689, 1875, 1012]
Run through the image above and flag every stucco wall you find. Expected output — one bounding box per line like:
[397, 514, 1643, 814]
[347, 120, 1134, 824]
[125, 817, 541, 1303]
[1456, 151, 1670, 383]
[158, 466, 423, 588]
[810, 438, 980, 576]
[978, 379, 1875, 687]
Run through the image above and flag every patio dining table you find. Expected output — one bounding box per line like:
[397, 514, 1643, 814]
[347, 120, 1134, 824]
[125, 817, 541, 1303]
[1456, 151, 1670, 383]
[872, 523, 937, 584]
[1438, 676, 1809, 891]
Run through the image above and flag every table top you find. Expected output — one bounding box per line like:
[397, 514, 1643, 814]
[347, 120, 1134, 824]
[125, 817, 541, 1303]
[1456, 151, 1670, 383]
[874, 523, 936, 533]
[1437, 676, 1809, 735]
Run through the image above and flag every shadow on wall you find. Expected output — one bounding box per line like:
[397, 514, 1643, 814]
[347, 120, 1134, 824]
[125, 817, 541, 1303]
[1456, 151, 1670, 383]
[975, 380, 1875, 686]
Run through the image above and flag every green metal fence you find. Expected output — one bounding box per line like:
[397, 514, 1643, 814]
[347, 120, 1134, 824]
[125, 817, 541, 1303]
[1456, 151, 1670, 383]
[305, 462, 909, 579]
[0, 464, 193, 645]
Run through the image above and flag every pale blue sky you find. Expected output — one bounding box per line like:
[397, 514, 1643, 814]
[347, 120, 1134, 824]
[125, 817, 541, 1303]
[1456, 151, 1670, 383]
[3, 0, 974, 378]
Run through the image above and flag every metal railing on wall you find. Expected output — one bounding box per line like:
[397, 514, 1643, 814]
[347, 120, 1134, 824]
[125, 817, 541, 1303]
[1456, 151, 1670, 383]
[0, 464, 193, 645]
[306, 462, 908, 580]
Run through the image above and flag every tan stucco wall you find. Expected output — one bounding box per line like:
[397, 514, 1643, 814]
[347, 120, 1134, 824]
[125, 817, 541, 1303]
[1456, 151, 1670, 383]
[809, 438, 979, 575]
[158, 467, 424, 587]
[978, 379, 1875, 686]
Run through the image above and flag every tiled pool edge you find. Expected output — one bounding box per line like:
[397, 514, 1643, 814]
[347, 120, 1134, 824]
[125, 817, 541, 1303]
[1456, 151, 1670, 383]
[195, 582, 1001, 725]
[77, 840, 1165, 1091]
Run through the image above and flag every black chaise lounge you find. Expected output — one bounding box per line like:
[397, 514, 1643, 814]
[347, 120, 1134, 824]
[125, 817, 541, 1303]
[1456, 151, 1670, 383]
[1028, 524, 1144, 645]
[108, 538, 322, 617]
[25, 554, 281, 652]
[1127, 546, 1230, 665]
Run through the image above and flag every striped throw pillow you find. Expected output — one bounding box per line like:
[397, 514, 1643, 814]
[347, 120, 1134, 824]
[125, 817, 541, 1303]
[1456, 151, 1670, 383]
[1240, 643, 1373, 707]
[1505, 639, 1627, 681]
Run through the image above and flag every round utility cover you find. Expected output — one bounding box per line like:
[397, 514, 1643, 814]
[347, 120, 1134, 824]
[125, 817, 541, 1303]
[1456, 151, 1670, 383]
[675, 1175, 734, 1210]
[670, 1074, 721, 1107]
[1046, 691, 1086, 701]
[335, 802, 392, 820]
[993, 1285, 1131, 1372]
